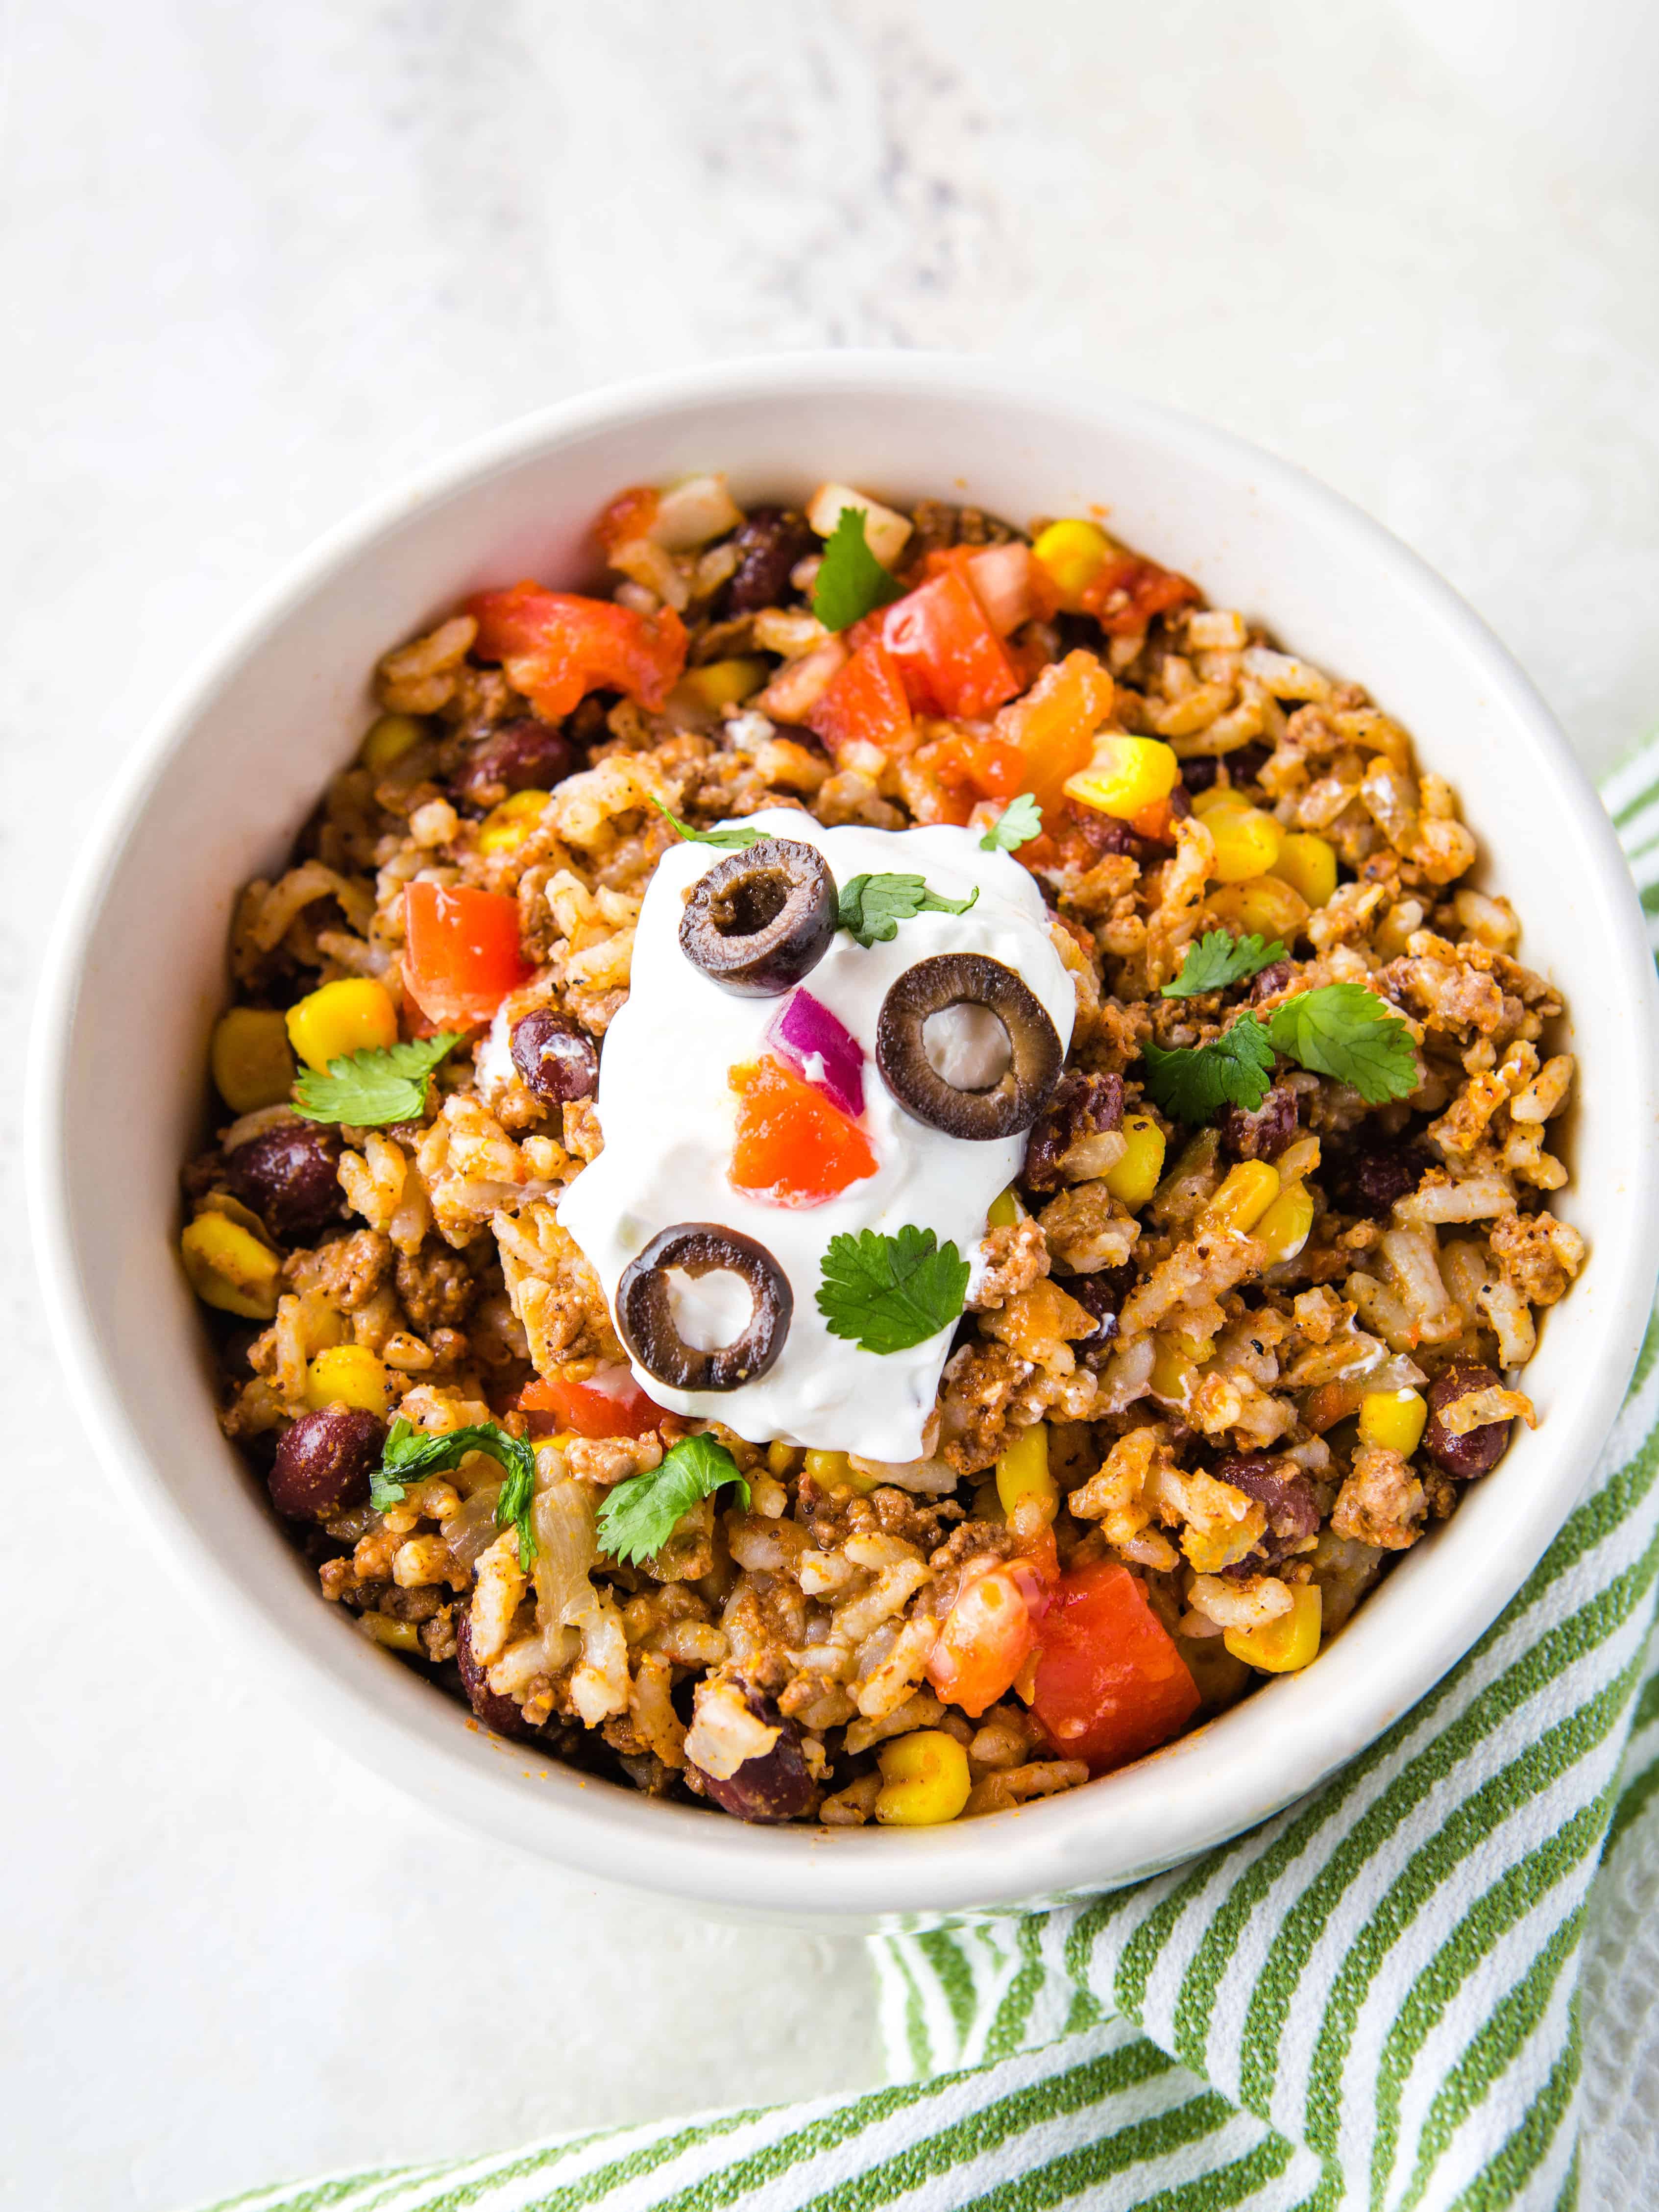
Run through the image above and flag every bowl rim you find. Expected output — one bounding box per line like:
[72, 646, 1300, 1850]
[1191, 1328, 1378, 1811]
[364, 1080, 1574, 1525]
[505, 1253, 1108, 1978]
[29, 348, 1659, 1920]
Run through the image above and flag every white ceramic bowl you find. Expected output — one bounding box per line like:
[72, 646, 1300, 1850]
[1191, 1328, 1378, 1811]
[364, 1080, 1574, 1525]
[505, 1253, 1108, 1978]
[30, 353, 1659, 1924]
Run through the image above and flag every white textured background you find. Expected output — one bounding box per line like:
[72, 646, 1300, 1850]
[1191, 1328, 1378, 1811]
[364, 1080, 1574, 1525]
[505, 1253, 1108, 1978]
[4, 4, 1659, 2207]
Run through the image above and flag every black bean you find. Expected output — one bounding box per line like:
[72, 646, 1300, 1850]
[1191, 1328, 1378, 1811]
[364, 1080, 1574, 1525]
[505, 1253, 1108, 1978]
[1055, 1262, 1137, 1354]
[1224, 740, 1273, 787]
[1326, 1138, 1432, 1221]
[511, 1010, 600, 1105]
[455, 1609, 538, 1740]
[1180, 756, 1219, 794]
[693, 1695, 816, 1823]
[1218, 1084, 1299, 1162]
[1423, 1361, 1512, 1480]
[721, 508, 817, 615]
[1022, 1071, 1125, 1191]
[227, 1124, 346, 1242]
[453, 717, 579, 810]
[269, 1408, 385, 1519]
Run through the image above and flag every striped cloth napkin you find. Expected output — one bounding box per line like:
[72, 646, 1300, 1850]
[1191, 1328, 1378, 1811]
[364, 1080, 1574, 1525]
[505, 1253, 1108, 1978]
[201, 753, 1659, 2212]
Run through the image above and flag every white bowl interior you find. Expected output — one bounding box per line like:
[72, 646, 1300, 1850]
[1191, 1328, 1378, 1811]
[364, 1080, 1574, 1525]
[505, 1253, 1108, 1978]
[33, 356, 1659, 1921]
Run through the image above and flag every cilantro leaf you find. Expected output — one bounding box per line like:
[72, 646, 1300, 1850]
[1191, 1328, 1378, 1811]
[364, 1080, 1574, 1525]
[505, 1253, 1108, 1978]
[811, 508, 906, 632]
[293, 1033, 462, 1128]
[1266, 984, 1417, 1106]
[978, 793, 1043, 854]
[373, 1417, 538, 1568]
[816, 1225, 971, 1355]
[1141, 1016, 1276, 1122]
[650, 797, 765, 850]
[836, 873, 979, 948]
[596, 1432, 751, 1568]
[1161, 930, 1286, 1000]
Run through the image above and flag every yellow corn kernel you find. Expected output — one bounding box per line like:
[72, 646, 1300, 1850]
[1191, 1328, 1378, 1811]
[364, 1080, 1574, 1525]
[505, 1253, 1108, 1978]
[360, 1612, 423, 1654]
[1358, 1387, 1429, 1458]
[996, 1422, 1057, 1525]
[1205, 876, 1309, 942]
[180, 1213, 282, 1319]
[1149, 1338, 1197, 1406]
[875, 1729, 973, 1827]
[476, 788, 551, 855]
[1031, 517, 1112, 610]
[803, 1448, 876, 1495]
[1064, 734, 1180, 822]
[1201, 1160, 1282, 1237]
[1255, 1180, 1315, 1266]
[985, 1186, 1022, 1231]
[1191, 785, 1253, 820]
[766, 1439, 797, 1477]
[1104, 1112, 1167, 1211]
[1172, 1329, 1216, 1363]
[359, 713, 424, 775]
[1271, 831, 1338, 910]
[1206, 804, 1283, 884]
[286, 978, 400, 1073]
[1225, 1585, 1322, 1674]
[672, 657, 770, 713]
[210, 1006, 295, 1114]
[304, 1344, 394, 1416]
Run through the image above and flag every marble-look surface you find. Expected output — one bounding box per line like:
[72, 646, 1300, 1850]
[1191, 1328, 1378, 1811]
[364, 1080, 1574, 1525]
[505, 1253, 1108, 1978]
[4, 4, 1659, 2207]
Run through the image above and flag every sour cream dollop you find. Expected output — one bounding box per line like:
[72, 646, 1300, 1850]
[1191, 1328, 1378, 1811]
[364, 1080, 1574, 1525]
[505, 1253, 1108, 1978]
[557, 809, 1074, 1458]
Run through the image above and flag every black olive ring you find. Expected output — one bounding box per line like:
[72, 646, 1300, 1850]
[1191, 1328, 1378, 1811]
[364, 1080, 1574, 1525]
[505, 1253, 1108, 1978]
[678, 837, 837, 998]
[876, 952, 1064, 1141]
[616, 1223, 793, 1392]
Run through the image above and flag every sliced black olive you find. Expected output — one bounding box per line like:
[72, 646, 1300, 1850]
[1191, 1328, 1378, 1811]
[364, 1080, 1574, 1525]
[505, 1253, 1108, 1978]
[876, 953, 1063, 1141]
[678, 838, 836, 997]
[616, 1223, 792, 1391]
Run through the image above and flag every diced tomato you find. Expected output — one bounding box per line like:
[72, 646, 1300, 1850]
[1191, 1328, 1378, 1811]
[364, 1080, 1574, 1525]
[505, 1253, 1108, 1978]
[595, 485, 660, 555]
[517, 1366, 666, 1440]
[1130, 796, 1175, 844]
[919, 542, 1052, 636]
[878, 568, 1022, 721]
[1030, 1560, 1200, 1775]
[728, 1056, 878, 1207]
[909, 730, 1028, 828]
[990, 649, 1115, 825]
[466, 580, 686, 720]
[806, 639, 915, 757]
[402, 882, 533, 1029]
[1080, 552, 1200, 638]
[926, 1557, 1054, 1719]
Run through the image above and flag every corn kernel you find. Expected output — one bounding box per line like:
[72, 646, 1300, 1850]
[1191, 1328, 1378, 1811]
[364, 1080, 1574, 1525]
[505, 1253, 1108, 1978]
[359, 713, 424, 775]
[1205, 877, 1309, 941]
[286, 978, 400, 1073]
[1207, 805, 1283, 884]
[180, 1213, 281, 1319]
[1149, 1338, 1197, 1406]
[1104, 1113, 1167, 1211]
[875, 1729, 973, 1826]
[476, 789, 550, 855]
[985, 1186, 1022, 1231]
[210, 1006, 295, 1114]
[304, 1344, 394, 1415]
[1255, 1180, 1315, 1266]
[1271, 831, 1338, 910]
[672, 657, 770, 713]
[1191, 785, 1253, 820]
[1064, 734, 1180, 822]
[1358, 1387, 1429, 1458]
[766, 1439, 797, 1477]
[1031, 517, 1113, 610]
[360, 1612, 423, 1654]
[1201, 1160, 1282, 1237]
[803, 1448, 876, 1495]
[1225, 1585, 1322, 1674]
[996, 1422, 1057, 1525]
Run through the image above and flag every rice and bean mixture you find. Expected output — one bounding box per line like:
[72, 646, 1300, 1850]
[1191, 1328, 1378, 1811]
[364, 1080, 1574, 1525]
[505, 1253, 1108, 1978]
[181, 475, 1584, 1828]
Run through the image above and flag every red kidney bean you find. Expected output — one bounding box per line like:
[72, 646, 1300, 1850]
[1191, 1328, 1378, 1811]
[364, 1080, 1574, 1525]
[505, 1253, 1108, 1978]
[1327, 1137, 1431, 1221]
[1218, 1084, 1299, 1162]
[269, 1407, 385, 1519]
[1423, 1362, 1512, 1479]
[1055, 1261, 1138, 1354]
[1248, 960, 1295, 1003]
[227, 1124, 346, 1242]
[1180, 756, 1219, 794]
[1224, 740, 1273, 786]
[455, 1609, 538, 1740]
[721, 508, 817, 615]
[511, 1010, 599, 1104]
[1212, 1453, 1320, 1560]
[693, 1693, 815, 1823]
[1021, 1070, 1125, 1191]
[453, 717, 579, 809]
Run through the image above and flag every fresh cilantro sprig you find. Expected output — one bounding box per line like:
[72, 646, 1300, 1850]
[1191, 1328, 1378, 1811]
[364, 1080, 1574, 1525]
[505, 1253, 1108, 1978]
[596, 1432, 751, 1568]
[816, 1225, 971, 1355]
[1140, 985, 1417, 1124]
[293, 1034, 462, 1128]
[372, 1417, 538, 1569]
[811, 508, 906, 632]
[650, 797, 765, 850]
[837, 873, 979, 948]
[978, 793, 1043, 854]
[1161, 930, 1285, 1000]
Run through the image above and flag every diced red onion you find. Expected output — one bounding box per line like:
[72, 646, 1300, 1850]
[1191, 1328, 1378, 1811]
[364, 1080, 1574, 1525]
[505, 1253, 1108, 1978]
[766, 988, 865, 1118]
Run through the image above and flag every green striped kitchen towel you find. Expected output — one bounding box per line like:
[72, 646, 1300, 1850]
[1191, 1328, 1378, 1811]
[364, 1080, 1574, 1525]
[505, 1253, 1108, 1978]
[198, 755, 1659, 2212]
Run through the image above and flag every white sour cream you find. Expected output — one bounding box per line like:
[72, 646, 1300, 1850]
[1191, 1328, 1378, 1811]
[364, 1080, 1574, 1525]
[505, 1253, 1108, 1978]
[556, 810, 1074, 1458]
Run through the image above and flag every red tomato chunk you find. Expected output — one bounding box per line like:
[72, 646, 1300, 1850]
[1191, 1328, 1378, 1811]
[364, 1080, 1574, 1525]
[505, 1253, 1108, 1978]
[926, 1557, 1052, 1719]
[517, 1367, 666, 1440]
[402, 882, 533, 1029]
[728, 1056, 878, 1207]
[877, 568, 1022, 721]
[807, 639, 915, 757]
[1031, 1560, 1199, 1774]
[466, 580, 686, 721]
